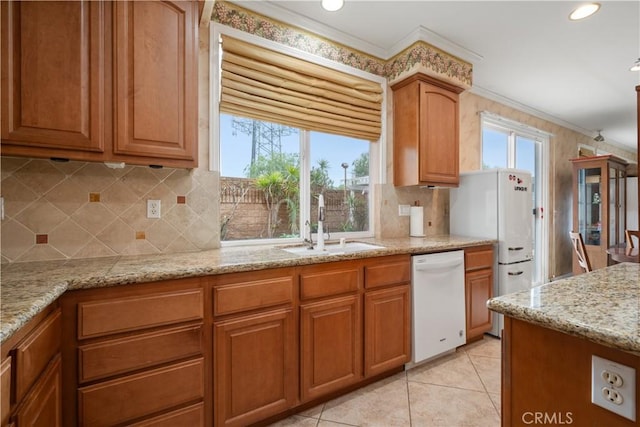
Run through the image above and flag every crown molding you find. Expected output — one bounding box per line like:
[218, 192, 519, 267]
[470, 85, 630, 151]
[229, 1, 481, 64]
[231, 1, 390, 59]
[388, 25, 483, 64]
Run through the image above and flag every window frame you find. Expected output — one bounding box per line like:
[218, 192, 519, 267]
[210, 24, 386, 246]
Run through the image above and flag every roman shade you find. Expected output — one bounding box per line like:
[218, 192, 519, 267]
[219, 35, 383, 141]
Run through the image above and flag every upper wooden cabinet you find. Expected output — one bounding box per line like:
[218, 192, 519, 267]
[570, 154, 628, 274]
[112, 0, 197, 165]
[1, 0, 197, 168]
[0, 1, 108, 159]
[391, 73, 463, 187]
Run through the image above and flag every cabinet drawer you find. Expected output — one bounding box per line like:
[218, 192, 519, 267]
[14, 308, 61, 402]
[1, 357, 11, 426]
[214, 276, 293, 316]
[78, 289, 203, 339]
[79, 325, 203, 383]
[78, 358, 205, 426]
[364, 255, 411, 289]
[465, 247, 494, 271]
[128, 402, 204, 427]
[300, 262, 360, 300]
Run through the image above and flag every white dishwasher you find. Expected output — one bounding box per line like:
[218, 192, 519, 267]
[409, 250, 466, 366]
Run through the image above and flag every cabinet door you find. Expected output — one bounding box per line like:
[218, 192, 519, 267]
[364, 285, 411, 377]
[14, 355, 62, 427]
[1, 357, 10, 426]
[418, 81, 459, 186]
[465, 268, 493, 341]
[300, 295, 362, 402]
[214, 309, 296, 427]
[113, 0, 197, 167]
[1, 1, 106, 159]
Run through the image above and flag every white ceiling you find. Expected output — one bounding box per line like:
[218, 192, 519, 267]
[230, 0, 640, 154]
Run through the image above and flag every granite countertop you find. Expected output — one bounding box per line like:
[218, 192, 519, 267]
[1, 235, 493, 344]
[488, 262, 640, 354]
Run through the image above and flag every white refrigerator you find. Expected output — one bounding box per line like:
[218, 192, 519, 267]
[449, 169, 533, 336]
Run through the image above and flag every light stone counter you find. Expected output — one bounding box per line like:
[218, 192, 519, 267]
[488, 262, 640, 354]
[1, 235, 493, 344]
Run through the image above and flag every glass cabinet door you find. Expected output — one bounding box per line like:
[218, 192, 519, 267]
[609, 167, 626, 247]
[577, 167, 601, 246]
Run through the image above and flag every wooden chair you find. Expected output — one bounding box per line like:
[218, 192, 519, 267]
[625, 229, 640, 249]
[569, 231, 592, 273]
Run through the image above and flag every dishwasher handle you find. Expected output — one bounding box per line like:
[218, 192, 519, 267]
[413, 258, 464, 272]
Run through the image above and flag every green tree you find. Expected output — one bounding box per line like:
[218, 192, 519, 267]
[352, 152, 369, 177]
[311, 159, 333, 194]
[251, 157, 299, 238]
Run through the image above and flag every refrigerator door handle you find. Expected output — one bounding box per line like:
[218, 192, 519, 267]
[508, 247, 525, 251]
[508, 271, 524, 276]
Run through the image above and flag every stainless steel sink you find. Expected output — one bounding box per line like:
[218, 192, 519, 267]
[280, 242, 385, 256]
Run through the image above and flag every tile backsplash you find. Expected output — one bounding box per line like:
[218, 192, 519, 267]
[1, 157, 219, 263]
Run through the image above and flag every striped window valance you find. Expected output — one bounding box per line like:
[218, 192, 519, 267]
[219, 35, 382, 141]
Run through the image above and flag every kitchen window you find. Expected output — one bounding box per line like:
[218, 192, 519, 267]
[212, 28, 383, 245]
[481, 112, 549, 285]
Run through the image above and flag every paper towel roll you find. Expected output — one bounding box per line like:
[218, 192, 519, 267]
[410, 206, 425, 237]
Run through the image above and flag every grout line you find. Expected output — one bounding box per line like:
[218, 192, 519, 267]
[467, 345, 502, 418]
[403, 370, 413, 427]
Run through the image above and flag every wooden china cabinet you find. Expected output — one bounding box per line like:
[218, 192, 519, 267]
[570, 155, 628, 274]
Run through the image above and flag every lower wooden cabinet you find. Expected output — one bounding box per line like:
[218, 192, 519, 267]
[1, 304, 62, 427]
[364, 285, 411, 377]
[14, 355, 62, 427]
[60, 278, 207, 426]
[213, 308, 297, 427]
[300, 295, 362, 402]
[464, 246, 494, 342]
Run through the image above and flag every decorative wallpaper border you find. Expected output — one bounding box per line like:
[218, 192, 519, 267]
[212, 1, 472, 88]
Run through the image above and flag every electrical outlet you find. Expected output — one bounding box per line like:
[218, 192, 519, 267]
[147, 200, 161, 219]
[398, 204, 411, 216]
[592, 355, 636, 421]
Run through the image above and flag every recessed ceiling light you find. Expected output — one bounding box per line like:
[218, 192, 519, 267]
[569, 3, 601, 20]
[321, 0, 344, 12]
[630, 58, 640, 72]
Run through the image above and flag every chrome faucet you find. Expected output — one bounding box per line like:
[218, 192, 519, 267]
[303, 220, 314, 249]
[317, 195, 325, 251]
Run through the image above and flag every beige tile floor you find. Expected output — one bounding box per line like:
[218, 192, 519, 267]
[269, 336, 501, 427]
